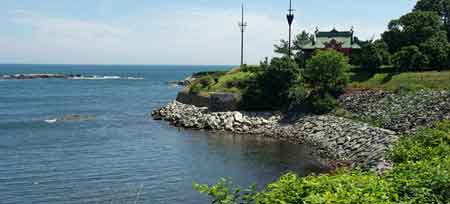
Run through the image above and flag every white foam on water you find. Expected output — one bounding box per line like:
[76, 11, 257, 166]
[44, 119, 57, 124]
[126, 77, 144, 80]
[68, 76, 143, 80]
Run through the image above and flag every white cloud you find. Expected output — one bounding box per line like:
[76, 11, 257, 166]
[4, 8, 288, 65]
[3, 6, 385, 65]
[11, 10, 129, 42]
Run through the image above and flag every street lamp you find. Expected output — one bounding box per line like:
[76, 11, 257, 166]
[286, 0, 295, 57]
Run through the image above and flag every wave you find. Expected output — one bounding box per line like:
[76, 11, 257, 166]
[67, 76, 144, 80]
[44, 118, 58, 124]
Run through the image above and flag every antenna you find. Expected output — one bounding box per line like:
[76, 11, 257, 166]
[238, 2, 248, 67]
[286, 0, 295, 57]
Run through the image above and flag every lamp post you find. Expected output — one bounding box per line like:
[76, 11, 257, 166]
[286, 0, 295, 57]
[238, 2, 248, 67]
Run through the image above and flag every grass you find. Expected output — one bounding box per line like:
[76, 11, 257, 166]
[190, 65, 450, 96]
[208, 71, 255, 93]
[349, 70, 450, 91]
[188, 67, 257, 94]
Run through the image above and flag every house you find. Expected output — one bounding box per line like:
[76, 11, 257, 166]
[301, 28, 361, 57]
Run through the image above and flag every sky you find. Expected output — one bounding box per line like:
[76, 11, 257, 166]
[0, 0, 417, 65]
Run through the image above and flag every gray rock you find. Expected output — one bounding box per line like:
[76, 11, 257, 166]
[151, 100, 401, 170]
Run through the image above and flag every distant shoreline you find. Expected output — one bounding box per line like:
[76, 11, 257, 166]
[0, 73, 144, 80]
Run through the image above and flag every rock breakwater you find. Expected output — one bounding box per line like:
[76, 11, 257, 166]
[339, 90, 450, 134]
[152, 101, 398, 170]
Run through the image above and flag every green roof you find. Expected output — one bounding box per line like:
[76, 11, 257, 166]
[316, 28, 352, 38]
[300, 28, 361, 50]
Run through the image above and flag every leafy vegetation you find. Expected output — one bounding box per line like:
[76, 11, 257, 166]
[189, 50, 351, 113]
[241, 56, 301, 110]
[195, 121, 450, 204]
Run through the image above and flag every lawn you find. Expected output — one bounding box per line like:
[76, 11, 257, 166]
[188, 68, 256, 94]
[349, 70, 450, 91]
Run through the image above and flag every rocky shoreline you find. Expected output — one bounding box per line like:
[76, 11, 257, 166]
[151, 89, 450, 170]
[152, 101, 398, 170]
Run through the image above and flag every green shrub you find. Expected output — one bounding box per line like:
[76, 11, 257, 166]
[193, 178, 257, 204]
[242, 57, 301, 110]
[420, 31, 450, 71]
[241, 65, 264, 73]
[310, 93, 338, 114]
[386, 157, 450, 203]
[189, 75, 215, 93]
[389, 120, 450, 163]
[392, 45, 429, 71]
[304, 49, 350, 95]
[288, 83, 309, 106]
[197, 172, 399, 204]
[360, 41, 388, 70]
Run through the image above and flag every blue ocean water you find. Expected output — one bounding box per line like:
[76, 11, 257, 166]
[0, 64, 323, 204]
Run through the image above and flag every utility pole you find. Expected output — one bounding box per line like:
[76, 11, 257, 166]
[286, 0, 295, 57]
[238, 2, 247, 67]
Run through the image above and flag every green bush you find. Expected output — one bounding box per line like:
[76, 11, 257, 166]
[420, 31, 450, 71]
[241, 57, 301, 110]
[386, 157, 450, 203]
[304, 49, 350, 95]
[189, 75, 215, 93]
[389, 121, 450, 163]
[241, 65, 264, 73]
[392, 46, 430, 71]
[287, 83, 309, 107]
[310, 93, 338, 114]
[358, 40, 391, 70]
[193, 178, 257, 204]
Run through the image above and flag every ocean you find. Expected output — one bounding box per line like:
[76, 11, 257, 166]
[0, 64, 323, 204]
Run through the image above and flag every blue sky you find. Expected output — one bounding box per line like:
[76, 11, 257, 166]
[0, 0, 417, 65]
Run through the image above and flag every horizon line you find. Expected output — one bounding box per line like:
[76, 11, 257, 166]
[0, 63, 238, 67]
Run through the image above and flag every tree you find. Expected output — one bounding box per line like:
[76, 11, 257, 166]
[420, 31, 450, 70]
[374, 40, 392, 65]
[274, 39, 290, 56]
[392, 46, 430, 71]
[414, 0, 450, 40]
[304, 50, 350, 95]
[360, 43, 383, 70]
[400, 11, 443, 45]
[382, 11, 443, 53]
[382, 20, 408, 53]
[242, 57, 301, 109]
[274, 31, 313, 67]
[359, 40, 390, 70]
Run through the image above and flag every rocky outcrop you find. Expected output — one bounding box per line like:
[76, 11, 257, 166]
[152, 101, 398, 170]
[176, 89, 210, 107]
[209, 92, 242, 112]
[339, 90, 450, 134]
[1, 74, 65, 80]
[176, 90, 242, 111]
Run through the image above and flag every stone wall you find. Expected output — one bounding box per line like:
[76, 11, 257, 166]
[176, 89, 210, 107]
[176, 89, 242, 111]
[208, 92, 242, 112]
